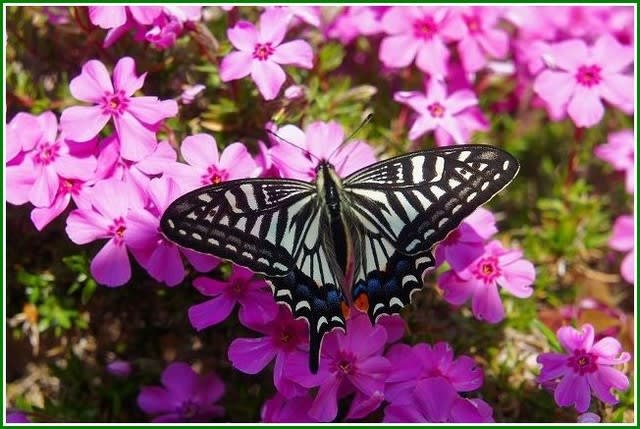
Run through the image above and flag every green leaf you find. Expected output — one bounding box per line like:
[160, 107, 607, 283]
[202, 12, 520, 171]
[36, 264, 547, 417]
[318, 42, 345, 74]
[532, 319, 563, 353]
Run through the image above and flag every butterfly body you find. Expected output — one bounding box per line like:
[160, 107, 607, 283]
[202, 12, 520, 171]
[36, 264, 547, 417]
[161, 145, 519, 373]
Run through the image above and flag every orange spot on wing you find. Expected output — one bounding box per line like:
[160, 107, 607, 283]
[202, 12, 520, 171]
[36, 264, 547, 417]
[354, 293, 369, 313]
[341, 302, 351, 320]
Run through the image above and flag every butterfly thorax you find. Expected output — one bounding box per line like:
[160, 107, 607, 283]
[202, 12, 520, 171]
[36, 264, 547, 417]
[315, 161, 354, 299]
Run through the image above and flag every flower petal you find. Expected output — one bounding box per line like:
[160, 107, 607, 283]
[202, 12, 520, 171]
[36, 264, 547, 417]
[220, 51, 253, 82]
[557, 324, 594, 353]
[228, 337, 277, 374]
[471, 283, 504, 323]
[127, 97, 178, 124]
[308, 375, 341, 422]
[380, 35, 419, 68]
[554, 372, 591, 412]
[161, 362, 199, 399]
[416, 39, 449, 77]
[188, 296, 235, 330]
[137, 386, 174, 415]
[537, 352, 569, 383]
[567, 86, 604, 128]
[69, 59, 114, 102]
[89, 6, 127, 29]
[271, 40, 313, 68]
[551, 39, 588, 71]
[592, 34, 633, 73]
[258, 7, 289, 45]
[113, 111, 157, 161]
[227, 21, 258, 51]
[533, 70, 576, 109]
[251, 60, 286, 100]
[112, 57, 146, 96]
[90, 239, 131, 287]
[60, 105, 111, 142]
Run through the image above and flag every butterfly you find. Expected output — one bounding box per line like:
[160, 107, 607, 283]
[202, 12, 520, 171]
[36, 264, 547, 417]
[160, 142, 519, 373]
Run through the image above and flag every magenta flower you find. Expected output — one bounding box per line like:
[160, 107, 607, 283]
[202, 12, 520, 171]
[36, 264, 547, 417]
[384, 341, 484, 401]
[188, 266, 278, 330]
[326, 6, 387, 44]
[60, 57, 178, 161]
[533, 34, 634, 128]
[228, 306, 308, 398]
[220, 8, 313, 100]
[594, 129, 634, 193]
[6, 112, 40, 162]
[30, 178, 91, 232]
[286, 313, 391, 422]
[438, 240, 535, 323]
[265, 6, 321, 27]
[261, 393, 317, 423]
[163, 134, 259, 194]
[384, 377, 494, 422]
[65, 179, 145, 287]
[125, 177, 219, 287]
[180, 84, 206, 105]
[435, 208, 497, 271]
[106, 360, 133, 378]
[455, 7, 509, 73]
[379, 6, 464, 77]
[537, 324, 630, 412]
[89, 6, 161, 29]
[608, 215, 634, 284]
[394, 79, 482, 145]
[137, 362, 225, 422]
[269, 120, 377, 180]
[6, 411, 31, 423]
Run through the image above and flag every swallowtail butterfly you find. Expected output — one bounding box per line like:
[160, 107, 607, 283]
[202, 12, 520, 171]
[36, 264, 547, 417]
[161, 141, 519, 373]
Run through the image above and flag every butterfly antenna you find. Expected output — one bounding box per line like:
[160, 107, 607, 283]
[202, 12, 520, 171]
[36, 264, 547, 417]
[327, 113, 373, 162]
[265, 128, 323, 163]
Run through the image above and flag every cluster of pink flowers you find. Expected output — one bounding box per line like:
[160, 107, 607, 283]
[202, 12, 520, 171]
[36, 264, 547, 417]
[6, 5, 633, 423]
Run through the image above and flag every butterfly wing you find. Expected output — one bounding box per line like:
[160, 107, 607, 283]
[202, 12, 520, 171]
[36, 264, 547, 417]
[160, 179, 346, 372]
[343, 145, 520, 322]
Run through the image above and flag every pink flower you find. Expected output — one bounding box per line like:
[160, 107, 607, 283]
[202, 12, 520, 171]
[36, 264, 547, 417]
[261, 393, 318, 422]
[228, 306, 308, 398]
[5, 111, 98, 212]
[385, 342, 484, 401]
[30, 178, 91, 231]
[188, 266, 278, 330]
[163, 134, 258, 194]
[537, 324, 630, 412]
[286, 314, 391, 422]
[394, 79, 483, 145]
[65, 179, 144, 287]
[180, 84, 206, 104]
[220, 8, 313, 100]
[125, 177, 219, 286]
[438, 240, 535, 323]
[379, 6, 464, 77]
[533, 34, 634, 128]
[326, 6, 387, 44]
[6, 112, 41, 162]
[384, 377, 494, 422]
[435, 208, 497, 271]
[265, 6, 321, 27]
[60, 57, 178, 161]
[454, 7, 509, 73]
[89, 6, 162, 30]
[608, 215, 634, 284]
[594, 129, 634, 193]
[268, 120, 377, 180]
[6, 411, 31, 423]
[137, 362, 224, 422]
[106, 360, 133, 378]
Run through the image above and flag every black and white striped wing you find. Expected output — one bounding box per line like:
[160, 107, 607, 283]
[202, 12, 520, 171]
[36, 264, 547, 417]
[160, 179, 346, 372]
[343, 145, 520, 322]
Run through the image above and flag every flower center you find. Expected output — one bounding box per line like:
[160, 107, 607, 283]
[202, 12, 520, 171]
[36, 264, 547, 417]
[203, 166, 224, 185]
[253, 42, 275, 61]
[575, 65, 602, 88]
[428, 102, 446, 118]
[109, 217, 127, 245]
[102, 91, 129, 116]
[34, 142, 61, 166]
[178, 399, 200, 420]
[413, 17, 437, 40]
[472, 256, 500, 284]
[567, 349, 598, 375]
[464, 15, 481, 33]
[59, 178, 81, 196]
[332, 351, 357, 375]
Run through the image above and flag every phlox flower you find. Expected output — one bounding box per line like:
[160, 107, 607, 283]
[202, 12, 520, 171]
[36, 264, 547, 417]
[137, 362, 224, 422]
[594, 129, 634, 193]
[384, 377, 494, 422]
[537, 324, 630, 412]
[286, 313, 391, 422]
[268, 120, 377, 180]
[163, 134, 258, 194]
[454, 7, 509, 73]
[6, 411, 31, 423]
[106, 360, 133, 378]
[228, 306, 308, 398]
[435, 207, 497, 271]
[261, 393, 318, 423]
[125, 177, 219, 287]
[188, 266, 278, 330]
[578, 412, 602, 423]
[384, 341, 484, 401]
[266, 6, 321, 27]
[533, 34, 634, 128]
[394, 78, 483, 145]
[608, 215, 634, 284]
[379, 6, 465, 77]
[6, 112, 40, 162]
[65, 179, 145, 287]
[438, 240, 535, 323]
[220, 8, 313, 100]
[60, 57, 178, 161]
[326, 6, 387, 44]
